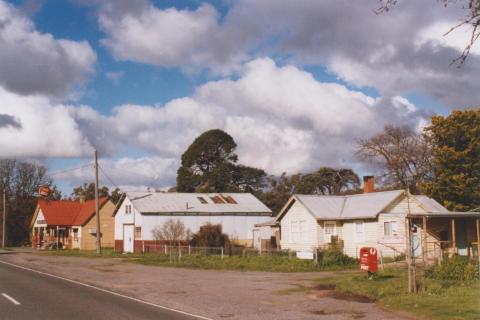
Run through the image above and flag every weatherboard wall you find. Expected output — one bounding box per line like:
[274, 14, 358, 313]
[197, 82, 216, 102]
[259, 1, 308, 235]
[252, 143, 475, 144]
[279, 199, 319, 252]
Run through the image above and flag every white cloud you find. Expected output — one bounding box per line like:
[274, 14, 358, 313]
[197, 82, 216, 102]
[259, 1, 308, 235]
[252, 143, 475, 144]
[0, 87, 94, 158]
[92, 0, 480, 108]
[1, 58, 426, 188]
[0, 0, 96, 98]
[98, 2, 247, 73]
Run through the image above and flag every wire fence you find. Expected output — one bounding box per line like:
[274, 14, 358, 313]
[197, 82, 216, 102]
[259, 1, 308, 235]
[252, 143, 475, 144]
[142, 243, 295, 260]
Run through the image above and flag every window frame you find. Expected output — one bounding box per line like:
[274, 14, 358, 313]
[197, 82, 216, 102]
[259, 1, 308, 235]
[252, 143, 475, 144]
[354, 220, 364, 243]
[324, 221, 336, 243]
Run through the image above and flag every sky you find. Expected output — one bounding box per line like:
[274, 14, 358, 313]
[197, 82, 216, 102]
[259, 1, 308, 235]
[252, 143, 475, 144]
[0, 0, 479, 195]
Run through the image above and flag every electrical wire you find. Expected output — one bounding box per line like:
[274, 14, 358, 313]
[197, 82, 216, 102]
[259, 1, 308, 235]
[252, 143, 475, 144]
[47, 163, 93, 177]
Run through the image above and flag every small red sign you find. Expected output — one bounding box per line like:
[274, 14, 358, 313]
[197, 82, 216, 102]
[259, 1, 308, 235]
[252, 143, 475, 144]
[359, 247, 378, 273]
[38, 185, 51, 197]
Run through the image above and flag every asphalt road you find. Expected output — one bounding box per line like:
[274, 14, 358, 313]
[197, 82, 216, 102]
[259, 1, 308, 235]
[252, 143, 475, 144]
[0, 258, 206, 320]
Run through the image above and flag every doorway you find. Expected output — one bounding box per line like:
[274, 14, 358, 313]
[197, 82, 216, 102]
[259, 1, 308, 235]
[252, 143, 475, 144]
[123, 224, 134, 253]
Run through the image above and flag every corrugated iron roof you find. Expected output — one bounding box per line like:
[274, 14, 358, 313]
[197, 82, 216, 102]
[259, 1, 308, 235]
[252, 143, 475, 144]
[413, 195, 449, 213]
[127, 192, 272, 215]
[37, 197, 108, 226]
[293, 190, 447, 220]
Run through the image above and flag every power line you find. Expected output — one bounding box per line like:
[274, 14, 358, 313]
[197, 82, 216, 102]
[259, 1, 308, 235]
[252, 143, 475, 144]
[47, 163, 93, 177]
[98, 165, 122, 191]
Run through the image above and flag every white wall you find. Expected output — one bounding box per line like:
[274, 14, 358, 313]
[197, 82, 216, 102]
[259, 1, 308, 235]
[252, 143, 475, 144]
[140, 214, 271, 242]
[342, 219, 378, 258]
[280, 200, 318, 251]
[114, 197, 142, 240]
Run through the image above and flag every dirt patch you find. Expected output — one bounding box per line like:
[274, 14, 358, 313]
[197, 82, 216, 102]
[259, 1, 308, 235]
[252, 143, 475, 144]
[330, 291, 375, 303]
[313, 283, 375, 303]
[313, 284, 336, 290]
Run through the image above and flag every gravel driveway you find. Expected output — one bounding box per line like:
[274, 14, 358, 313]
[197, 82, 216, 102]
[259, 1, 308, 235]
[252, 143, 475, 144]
[0, 249, 411, 320]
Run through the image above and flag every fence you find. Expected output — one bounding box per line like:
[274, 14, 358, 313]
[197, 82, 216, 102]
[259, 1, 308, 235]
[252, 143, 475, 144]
[142, 243, 296, 259]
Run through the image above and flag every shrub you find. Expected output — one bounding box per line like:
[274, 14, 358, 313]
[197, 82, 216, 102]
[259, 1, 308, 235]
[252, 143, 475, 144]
[190, 223, 230, 250]
[317, 245, 358, 266]
[426, 256, 479, 281]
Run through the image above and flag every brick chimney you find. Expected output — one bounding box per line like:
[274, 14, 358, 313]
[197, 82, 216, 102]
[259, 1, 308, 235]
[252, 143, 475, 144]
[363, 176, 375, 193]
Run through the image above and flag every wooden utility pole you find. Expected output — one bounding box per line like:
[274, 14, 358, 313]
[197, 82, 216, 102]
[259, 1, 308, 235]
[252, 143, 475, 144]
[2, 189, 6, 249]
[94, 150, 101, 254]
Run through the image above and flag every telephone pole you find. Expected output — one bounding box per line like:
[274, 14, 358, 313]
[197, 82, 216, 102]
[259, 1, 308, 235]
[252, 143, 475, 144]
[94, 150, 101, 254]
[2, 189, 6, 249]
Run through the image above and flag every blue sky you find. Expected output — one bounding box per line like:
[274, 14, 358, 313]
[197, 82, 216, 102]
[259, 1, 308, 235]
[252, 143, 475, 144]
[0, 0, 478, 195]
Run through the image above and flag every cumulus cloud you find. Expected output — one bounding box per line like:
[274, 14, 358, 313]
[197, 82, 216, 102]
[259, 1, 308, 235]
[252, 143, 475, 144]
[91, 0, 479, 108]
[56, 156, 178, 190]
[0, 87, 94, 158]
[2, 58, 427, 187]
[105, 58, 426, 176]
[0, 0, 96, 98]
[97, 1, 248, 73]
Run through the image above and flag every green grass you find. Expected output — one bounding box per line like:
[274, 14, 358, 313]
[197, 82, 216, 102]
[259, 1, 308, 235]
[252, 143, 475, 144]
[42, 248, 357, 272]
[314, 268, 480, 320]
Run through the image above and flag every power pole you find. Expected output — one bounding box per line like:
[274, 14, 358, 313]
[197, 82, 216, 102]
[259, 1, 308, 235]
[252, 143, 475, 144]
[94, 150, 101, 254]
[2, 189, 6, 249]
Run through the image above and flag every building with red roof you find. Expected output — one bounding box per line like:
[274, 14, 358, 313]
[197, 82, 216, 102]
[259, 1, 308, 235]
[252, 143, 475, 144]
[30, 197, 116, 250]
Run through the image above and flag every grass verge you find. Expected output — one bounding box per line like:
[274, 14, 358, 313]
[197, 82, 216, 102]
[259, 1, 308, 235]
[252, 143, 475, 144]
[314, 268, 480, 320]
[42, 248, 357, 272]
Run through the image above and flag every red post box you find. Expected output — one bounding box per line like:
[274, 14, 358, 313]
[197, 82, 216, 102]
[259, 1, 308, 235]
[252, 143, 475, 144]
[359, 247, 378, 274]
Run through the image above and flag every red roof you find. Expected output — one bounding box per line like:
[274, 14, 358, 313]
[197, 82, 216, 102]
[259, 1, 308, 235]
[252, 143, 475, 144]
[37, 197, 108, 226]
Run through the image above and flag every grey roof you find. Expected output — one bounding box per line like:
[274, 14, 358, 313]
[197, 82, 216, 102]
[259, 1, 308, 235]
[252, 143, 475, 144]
[413, 195, 449, 213]
[126, 192, 272, 215]
[294, 190, 404, 220]
[287, 190, 455, 220]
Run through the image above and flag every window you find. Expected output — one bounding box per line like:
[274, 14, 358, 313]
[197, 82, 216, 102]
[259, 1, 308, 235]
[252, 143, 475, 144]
[135, 226, 141, 239]
[290, 221, 299, 242]
[384, 221, 398, 237]
[222, 195, 237, 204]
[197, 197, 208, 204]
[73, 228, 78, 241]
[354, 221, 364, 243]
[324, 222, 336, 243]
[125, 204, 132, 214]
[210, 196, 225, 204]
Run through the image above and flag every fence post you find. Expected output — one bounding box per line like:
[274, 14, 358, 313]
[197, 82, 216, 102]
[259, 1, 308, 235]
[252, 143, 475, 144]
[178, 244, 181, 261]
[380, 250, 384, 272]
[188, 245, 191, 255]
[221, 247, 224, 260]
[142, 241, 145, 254]
[164, 244, 167, 255]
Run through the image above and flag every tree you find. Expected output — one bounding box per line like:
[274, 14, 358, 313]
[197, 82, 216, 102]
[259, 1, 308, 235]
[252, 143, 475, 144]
[71, 183, 109, 201]
[151, 219, 190, 244]
[0, 159, 57, 245]
[423, 109, 480, 211]
[356, 125, 432, 194]
[176, 129, 266, 193]
[260, 167, 361, 215]
[376, 0, 480, 65]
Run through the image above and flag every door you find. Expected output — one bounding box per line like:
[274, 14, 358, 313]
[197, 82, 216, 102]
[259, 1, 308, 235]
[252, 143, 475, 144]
[123, 225, 134, 253]
[253, 229, 261, 250]
[456, 220, 468, 256]
[411, 223, 422, 258]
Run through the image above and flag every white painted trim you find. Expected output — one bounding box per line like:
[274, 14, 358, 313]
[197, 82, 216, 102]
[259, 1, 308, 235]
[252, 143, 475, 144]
[0, 260, 211, 320]
[324, 221, 336, 243]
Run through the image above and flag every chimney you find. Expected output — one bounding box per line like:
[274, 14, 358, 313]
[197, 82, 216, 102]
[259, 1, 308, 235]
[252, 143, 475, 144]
[363, 176, 375, 193]
[79, 195, 86, 203]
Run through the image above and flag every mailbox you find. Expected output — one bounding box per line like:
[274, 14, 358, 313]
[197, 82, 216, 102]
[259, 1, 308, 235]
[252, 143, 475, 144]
[359, 247, 378, 274]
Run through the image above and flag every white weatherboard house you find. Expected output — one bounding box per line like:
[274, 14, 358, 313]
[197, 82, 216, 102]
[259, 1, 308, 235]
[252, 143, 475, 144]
[115, 192, 272, 253]
[275, 188, 449, 258]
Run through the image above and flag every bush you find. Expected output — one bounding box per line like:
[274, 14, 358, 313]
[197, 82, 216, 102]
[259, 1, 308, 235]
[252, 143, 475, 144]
[317, 245, 358, 266]
[426, 256, 479, 281]
[190, 223, 230, 250]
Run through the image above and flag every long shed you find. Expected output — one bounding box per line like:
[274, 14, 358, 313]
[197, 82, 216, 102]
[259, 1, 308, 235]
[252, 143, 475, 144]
[114, 192, 272, 253]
